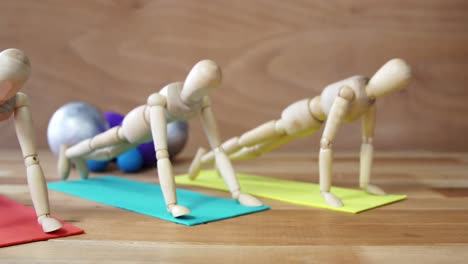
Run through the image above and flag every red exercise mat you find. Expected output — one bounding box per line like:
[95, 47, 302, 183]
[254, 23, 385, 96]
[0, 195, 84, 247]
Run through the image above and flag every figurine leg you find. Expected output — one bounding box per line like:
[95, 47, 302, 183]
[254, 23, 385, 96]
[229, 134, 298, 161]
[84, 142, 139, 161]
[60, 127, 133, 180]
[187, 135, 291, 181]
[188, 120, 287, 180]
[319, 86, 355, 207]
[58, 144, 71, 180]
[58, 144, 89, 180]
[146, 95, 190, 217]
[212, 120, 286, 163]
[14, 93, 62, 232]
[78, 142, 139, 179]
[65, 127, 124, 158]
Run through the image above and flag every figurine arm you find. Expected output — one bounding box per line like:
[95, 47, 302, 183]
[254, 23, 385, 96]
[319, 86, 355, 207]
[14, 93, 38, 160]
[14, 92, 62, 232]
[360, 104, 385, 195]
[189, 119, 286, 179]
[147, 94, 189, 217]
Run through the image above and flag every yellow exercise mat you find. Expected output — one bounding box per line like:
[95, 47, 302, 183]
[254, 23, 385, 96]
[175, 170, 406, 213]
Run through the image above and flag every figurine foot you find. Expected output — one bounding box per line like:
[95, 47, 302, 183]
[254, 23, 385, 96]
[188, 148, 206, 180]
[38, 215, 63, 233]
[364, 184, 386, 196]
[234, 192, 263, 207]
[73, 157, 89, 180]
[168, 204, 191, 218]
[321, 191, 343, 207]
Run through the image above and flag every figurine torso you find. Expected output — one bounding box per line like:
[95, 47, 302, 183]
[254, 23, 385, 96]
[120, 82, 204, 144]
[0, 94, 16, 121]
[320, 76, 375, 123]
[159, 82, 202, 122]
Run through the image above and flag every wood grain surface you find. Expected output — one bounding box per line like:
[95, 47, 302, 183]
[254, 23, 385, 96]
[0, 0, 467, 154]
[1, 150, 468, 263]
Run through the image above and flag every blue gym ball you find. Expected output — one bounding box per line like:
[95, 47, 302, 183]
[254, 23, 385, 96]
[86, 160, 109, 172]
[117, 148, 144, 173]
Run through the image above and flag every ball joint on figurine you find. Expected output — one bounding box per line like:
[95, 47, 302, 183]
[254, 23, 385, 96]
[48, 103, 189, 174]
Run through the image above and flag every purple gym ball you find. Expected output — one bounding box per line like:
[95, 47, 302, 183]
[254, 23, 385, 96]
[104, 112, 189, 168]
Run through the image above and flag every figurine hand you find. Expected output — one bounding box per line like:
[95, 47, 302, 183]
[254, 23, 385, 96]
[321, 191, 344, 207]
[167, 204, 191, 218]
[364, 184, 386, 196]
[73, 157, 90, 180]
[38, 215, 63, 233]
[235, 192, 263, 207]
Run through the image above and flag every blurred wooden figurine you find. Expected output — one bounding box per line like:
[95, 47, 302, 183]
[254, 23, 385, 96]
[58, 60, 263, 218]
[189, 59, 411, 208]
[0, 48, 62, 232]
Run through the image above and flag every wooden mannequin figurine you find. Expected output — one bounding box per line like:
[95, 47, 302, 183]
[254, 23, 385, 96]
[0, 49, 63, 232]
[188, 59, 411, 208]
[58, 60, 263, 218]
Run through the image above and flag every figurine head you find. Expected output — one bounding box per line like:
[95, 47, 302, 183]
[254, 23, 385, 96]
[180, 60, 222, 105]
[365, 58, 411, 99]
[0, 48, 31, 103]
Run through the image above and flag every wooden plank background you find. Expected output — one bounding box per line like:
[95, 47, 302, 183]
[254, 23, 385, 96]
[0, 0, 467, 154]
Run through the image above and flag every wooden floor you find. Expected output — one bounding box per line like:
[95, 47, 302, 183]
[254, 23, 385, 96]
[1, 150, 468, 263]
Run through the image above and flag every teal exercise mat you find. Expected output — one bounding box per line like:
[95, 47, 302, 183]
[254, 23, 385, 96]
[48, 176, 269, 226]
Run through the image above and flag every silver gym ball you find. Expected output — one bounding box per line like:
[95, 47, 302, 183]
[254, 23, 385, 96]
[167, 120, 189, 157]
[47, 102, 109, 156]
